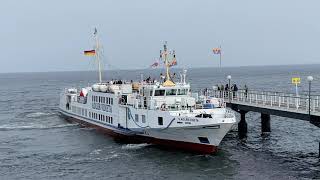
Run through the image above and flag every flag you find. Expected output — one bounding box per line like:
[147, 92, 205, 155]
[212, 48, 221, 54]
[84, 50, 96, 56]
[150, 61, 159, 68]
[94, 28, 97, 35]
[169, 59, 177, 67]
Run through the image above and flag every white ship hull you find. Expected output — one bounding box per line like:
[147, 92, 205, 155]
[59, 88, 236, 154]
[59, 109, 233, 153]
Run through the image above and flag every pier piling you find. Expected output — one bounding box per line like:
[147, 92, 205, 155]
[238, 110, 248, 139]
[261, 113, 271, 134]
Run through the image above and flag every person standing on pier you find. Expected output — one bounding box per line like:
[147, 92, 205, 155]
[244, 84, 248, 99]
[225, 84, 229, 98]
[232, 84, 238, 98]
[220, 84, 224, 98]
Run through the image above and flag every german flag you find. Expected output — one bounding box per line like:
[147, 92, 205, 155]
[84, 50, 96, 56]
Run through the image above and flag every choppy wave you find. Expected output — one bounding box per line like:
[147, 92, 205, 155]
[90, 149, 102, 155]
[121, 143, 150, 150]
[0, 123, 78, 131]
[25, 112, 56, 118]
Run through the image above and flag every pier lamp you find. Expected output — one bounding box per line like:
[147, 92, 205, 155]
[227, 75, 232, 102]
[307, 76, 313, 120]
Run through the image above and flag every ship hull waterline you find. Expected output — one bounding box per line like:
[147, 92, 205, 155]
[59, 113, 218, 154]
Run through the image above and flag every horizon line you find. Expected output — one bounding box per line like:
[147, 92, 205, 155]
[1, 63, 319, 74]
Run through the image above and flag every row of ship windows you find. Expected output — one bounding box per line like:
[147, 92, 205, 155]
[71, 106, 113, 124]
[92, 95, 113, 105]
[134, 114, 163, 125]
[90, 112, 113, 124]
[135, 114, 146, 123]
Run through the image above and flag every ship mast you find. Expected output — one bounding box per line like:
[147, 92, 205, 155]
[162, 41, 175, 87]
[94, 28, 102, 83]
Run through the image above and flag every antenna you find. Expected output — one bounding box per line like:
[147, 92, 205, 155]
[183, 69, 187, 84]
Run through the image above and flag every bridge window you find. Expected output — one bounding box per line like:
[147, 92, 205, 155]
[155, 90, 165, 96]
[177, 89, 187, 95]
[166, 89, 177, 96]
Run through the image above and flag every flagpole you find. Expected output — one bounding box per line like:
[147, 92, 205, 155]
[219, 45, 222, 68]
[94, 29, 102, 83]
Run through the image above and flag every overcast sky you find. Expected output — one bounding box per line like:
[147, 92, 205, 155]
[1, 0, 320, 73]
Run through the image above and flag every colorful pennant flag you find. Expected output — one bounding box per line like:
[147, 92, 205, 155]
[150, 61, 159, 68]
[212, 48, 221, 54]
[169, 59, 177, 67]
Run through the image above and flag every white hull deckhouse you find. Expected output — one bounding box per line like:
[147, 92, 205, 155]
[59, 33, 236, 154]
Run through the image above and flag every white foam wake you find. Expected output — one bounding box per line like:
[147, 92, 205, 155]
[26, 112, 55, 118]
[121, 143, 150, 150]
[0, 123, 78, 131]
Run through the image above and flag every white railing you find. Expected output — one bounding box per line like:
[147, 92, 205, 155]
[207, 90, 320, 113]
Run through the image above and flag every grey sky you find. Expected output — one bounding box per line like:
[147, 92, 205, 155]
[1, 0, 320, 73]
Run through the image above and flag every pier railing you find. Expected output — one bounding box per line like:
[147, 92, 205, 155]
[208, 90, 320, 114]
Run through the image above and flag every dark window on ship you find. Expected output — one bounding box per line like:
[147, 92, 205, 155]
[111, 117, 113, 124]
[155, 90, 165, 96]
[177, 89, 187, 95]
[166, 89, 177, 96]
[111, 98, 113, 105]
[198, 137, 210, 144]
[158, 117, 163, 125]
[135, 114, 139, 122]
[142, 115, 146, 123]
[150, 91, 153, 96]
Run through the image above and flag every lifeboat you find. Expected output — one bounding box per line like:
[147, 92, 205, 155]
[92, 84, 100, 92]
[99, 84, 108, 92]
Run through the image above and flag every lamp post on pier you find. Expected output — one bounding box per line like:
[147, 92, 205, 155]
[227, 75, 232, 102]
[307, 76, 313, 120]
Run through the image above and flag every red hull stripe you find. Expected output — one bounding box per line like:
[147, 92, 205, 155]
[60, 113, 218, 154]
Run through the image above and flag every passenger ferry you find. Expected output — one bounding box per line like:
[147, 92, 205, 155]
[59, 31, 236, 154]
